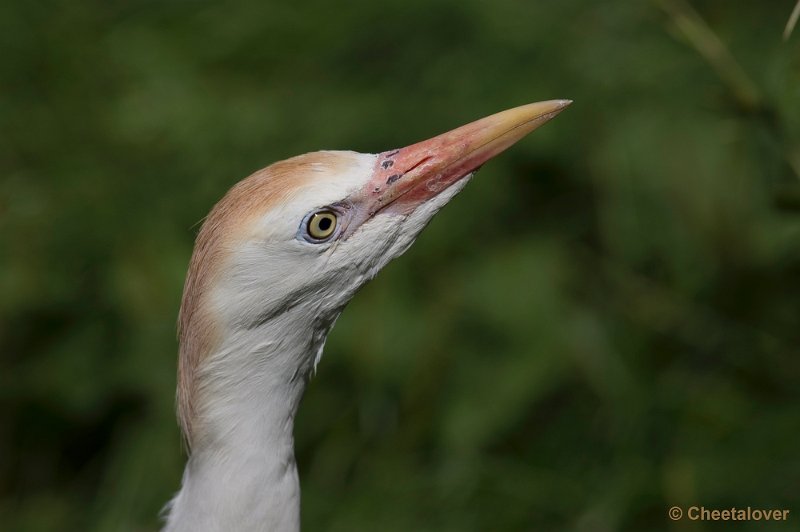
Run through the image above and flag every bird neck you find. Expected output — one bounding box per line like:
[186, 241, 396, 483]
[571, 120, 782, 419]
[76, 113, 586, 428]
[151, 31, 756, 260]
[164, 308, 338, 532]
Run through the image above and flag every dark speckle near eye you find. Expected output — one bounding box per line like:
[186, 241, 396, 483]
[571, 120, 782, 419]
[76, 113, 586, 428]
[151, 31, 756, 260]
[386, 174, 401, 185]
[381, 160, 394, 169]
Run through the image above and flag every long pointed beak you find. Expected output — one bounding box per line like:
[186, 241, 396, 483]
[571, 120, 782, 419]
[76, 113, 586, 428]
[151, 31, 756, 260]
[364, 99, 571, 216]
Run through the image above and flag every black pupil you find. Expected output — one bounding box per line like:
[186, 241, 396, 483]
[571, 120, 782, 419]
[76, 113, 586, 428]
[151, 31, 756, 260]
[317, 216, 332, 232]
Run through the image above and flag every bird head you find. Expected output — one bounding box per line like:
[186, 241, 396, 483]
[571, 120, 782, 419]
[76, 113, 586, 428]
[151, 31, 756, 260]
[177, 100, 571, 447]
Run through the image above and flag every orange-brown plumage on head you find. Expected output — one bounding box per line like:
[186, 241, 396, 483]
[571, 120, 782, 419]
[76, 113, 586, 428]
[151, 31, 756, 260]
[164, 101, 571, 532]
[176, 151, 371, 447]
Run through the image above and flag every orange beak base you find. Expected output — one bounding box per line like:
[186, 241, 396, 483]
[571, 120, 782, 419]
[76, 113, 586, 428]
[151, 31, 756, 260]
[362, 99, 572, 217]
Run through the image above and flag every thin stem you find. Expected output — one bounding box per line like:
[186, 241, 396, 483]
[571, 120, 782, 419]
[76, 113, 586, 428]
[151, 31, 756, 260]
[657, 0, 800, 180]
[784, 0, 800, 41]
[657, 0, 760, 110]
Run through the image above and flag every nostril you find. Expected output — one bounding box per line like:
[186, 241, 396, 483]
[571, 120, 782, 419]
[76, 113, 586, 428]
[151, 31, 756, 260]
[406, 156, 433, 173]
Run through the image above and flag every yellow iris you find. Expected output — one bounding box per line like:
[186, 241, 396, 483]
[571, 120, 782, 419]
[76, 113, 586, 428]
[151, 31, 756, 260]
[307, 211, 337, 240]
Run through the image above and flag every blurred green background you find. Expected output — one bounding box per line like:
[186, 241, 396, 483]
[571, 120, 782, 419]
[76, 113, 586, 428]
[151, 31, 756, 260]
[2, 0, 799, 530]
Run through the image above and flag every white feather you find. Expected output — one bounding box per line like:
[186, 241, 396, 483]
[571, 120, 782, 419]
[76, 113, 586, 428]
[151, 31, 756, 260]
[163, 151, 472, 532]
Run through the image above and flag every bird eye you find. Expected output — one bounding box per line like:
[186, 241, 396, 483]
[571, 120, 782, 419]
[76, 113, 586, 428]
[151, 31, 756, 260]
[306, 211, 338, 240]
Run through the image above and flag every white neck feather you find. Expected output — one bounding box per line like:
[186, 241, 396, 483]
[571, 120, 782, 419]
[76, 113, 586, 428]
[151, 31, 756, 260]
[163, 169, 472, 531]
[163, 307, 337, 532]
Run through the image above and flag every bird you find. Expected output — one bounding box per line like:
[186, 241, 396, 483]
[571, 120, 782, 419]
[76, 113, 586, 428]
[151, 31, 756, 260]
[162, 99, 571, 532]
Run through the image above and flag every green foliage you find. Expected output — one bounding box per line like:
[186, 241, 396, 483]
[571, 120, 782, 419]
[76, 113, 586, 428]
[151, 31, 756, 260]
[1, 0, 798, 530]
